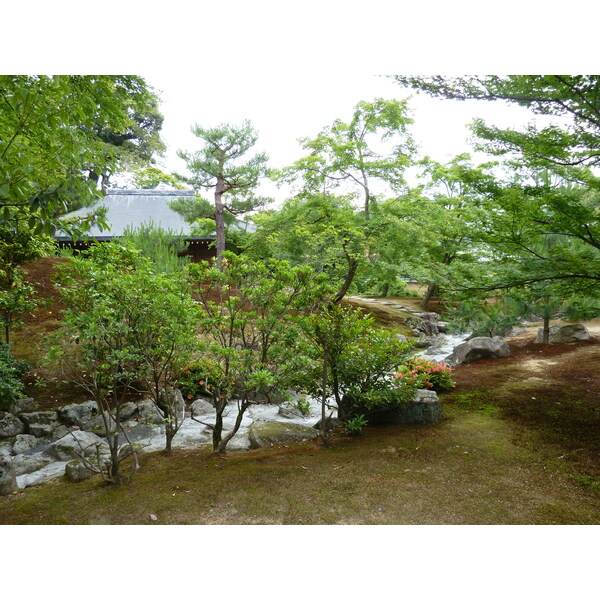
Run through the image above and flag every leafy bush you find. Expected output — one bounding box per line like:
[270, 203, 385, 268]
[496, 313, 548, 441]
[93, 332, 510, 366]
[394, 358, 455, 392]
[177, 359, 234, 401]
[293, 396, 311, 416]
[344, 414, 368, 436]
[0, 341, 28, 410]
[446, 300, 517, 338]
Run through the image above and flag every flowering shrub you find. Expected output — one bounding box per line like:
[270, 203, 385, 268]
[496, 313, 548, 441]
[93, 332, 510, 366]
[393, 358, 455, 392]
[176, 359, 234, 402]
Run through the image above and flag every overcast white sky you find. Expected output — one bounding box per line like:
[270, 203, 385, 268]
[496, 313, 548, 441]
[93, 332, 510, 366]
[147, 72, 540, 202]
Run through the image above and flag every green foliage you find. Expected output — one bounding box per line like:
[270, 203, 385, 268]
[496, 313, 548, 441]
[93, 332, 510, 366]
[248, 193, 367, 292]
[121, 222, 190, 273]
[177, 358, 233, 402]
[447, 300, 518, 338]
[188, 251, 330, 452]
[394, 358, 455, 392]
[176, 121, 271, 262]
[302, 304, 416, 423]
[394, 76, 600, 303]
[280, 98, 416, 216]
[344, 414, 368, 436]
[293, 396, 311, 416]
[50, 241, 199, 472]
[132, 167, 185, 190]
[0, 340, 28, 410]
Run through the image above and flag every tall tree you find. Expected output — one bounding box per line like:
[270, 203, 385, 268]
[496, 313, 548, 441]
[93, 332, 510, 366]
[176, 121, 270, 266]
[248, 192, 367, 301]
[376, 153, 497, 307]
[87, 91, 166, 190]
[393, 75, 600, 172]
[280, 98, 416, 219]
[0, 75, 159, 346]
[394, 76, 600, 302]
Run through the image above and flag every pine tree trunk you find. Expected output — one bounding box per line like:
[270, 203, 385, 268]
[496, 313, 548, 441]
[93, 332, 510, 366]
[542, 315, 550, 344]
[214, 178, 227, 268]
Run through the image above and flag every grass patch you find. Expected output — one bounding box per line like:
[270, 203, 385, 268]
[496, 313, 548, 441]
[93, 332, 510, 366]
[2, 411, 599, 525]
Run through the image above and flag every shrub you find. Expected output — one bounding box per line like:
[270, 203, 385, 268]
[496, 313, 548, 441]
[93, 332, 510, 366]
[293, 396, 311, 416]
[0, 341, 28, 410]
[344, 414, 368, 436]
[394, 358, 455, 392]
[177, 359, 234, 402]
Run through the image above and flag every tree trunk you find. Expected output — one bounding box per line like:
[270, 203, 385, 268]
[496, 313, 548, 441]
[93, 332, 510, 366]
[214, 178, 227, 268]
[320, 349, 330, 447]
[212, 408, 224, 452]
[542, 314, 550, 344]
[332, 256, 359, 305]
[164, 424, 174, 455]
[422, 283, 438, 310]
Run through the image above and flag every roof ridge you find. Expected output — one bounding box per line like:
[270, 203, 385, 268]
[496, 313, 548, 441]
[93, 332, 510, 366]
[105, 189, 195, 196]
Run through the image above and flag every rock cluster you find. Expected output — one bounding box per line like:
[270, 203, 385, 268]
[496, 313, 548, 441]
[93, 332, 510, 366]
[0, 396, 170, 494]
[535, 323, 590, 343]
[444, 336, 510, 367]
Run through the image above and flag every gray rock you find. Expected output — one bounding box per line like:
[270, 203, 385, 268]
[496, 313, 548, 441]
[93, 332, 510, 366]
[65, 459, 100, 483]
[248, 421, 319, 449]
[0, 454, 18, 495]
[444, 336, 510, 366]
[536, 323, 590, 343]
[118, 402, 138, 421]
[393, 334, 408, 343]
[190, 398, 214, 417]
[87, 412, 119, 436]
[10, 397, 36, 414]
[20, 411, 59, 437]
[363, 389, 442, 426]
[160, 387, 185, 421]
[278, 405, 305, 419]
[46, 430, 108, 461]
[413, 336, 441, 349]
[12, 453, 53, 476]
[506, 327, 527, 338]
[0, 412, 26, 438]
[313, 416, 342, 431]
[57, 401, 98, 427]
[137, 399, 164, 425]
[12, 434, 40, 455]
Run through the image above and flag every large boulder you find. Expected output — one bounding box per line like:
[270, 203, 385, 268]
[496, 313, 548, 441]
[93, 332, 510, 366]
[46, 430, 108, 461]
[349, 389, 443, 427]
[444, 336, 510, 366]
[248, 421, 319, 449]
[137, 399, 164, 425]
[9, 397, 36, 415]
[12, 434, 40, 455]
[190, 398, 213, 417]
[57, 401, 98, 427]
[65, 459, 101, 483]
[11, 453, 53, 476]
[0, 412, 26, 438]
[536, 323, 590, 344]
[20, 411, 59, 438]
[0, 455, 17, 495]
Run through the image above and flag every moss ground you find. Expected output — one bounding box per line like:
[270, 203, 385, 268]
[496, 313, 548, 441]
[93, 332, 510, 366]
[1, 258, 599, 524]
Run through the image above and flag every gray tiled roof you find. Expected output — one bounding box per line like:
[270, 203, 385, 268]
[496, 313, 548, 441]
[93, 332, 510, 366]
[56, 189, 204, 240]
